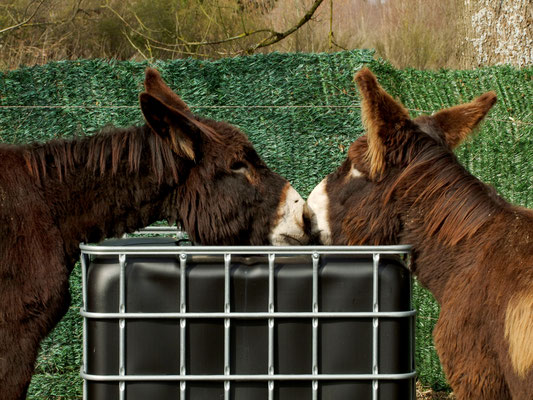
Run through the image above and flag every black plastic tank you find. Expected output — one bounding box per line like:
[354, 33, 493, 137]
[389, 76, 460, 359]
[83, 237, 415, 399]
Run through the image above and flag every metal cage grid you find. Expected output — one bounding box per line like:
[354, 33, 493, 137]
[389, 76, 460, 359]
[79, 237, 415, 400]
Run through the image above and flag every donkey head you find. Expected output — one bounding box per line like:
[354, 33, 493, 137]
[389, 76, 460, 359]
[306, 67, 496, 245]
[140, 68, 308, 245]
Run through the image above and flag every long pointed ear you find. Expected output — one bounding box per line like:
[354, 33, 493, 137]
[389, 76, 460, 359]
[140, 92, 196, 160]
[355, 67, 410, 180]
[144, 68, 190, 112]
[429, 92, 497, 149]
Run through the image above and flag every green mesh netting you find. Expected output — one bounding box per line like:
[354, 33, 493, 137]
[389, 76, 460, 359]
[1, 51, 531, 398]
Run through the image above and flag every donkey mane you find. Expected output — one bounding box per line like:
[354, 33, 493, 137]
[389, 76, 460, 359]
[385, 132, 505, 246]
[22, 125, 182, 184]
[21, 102, 225, 186]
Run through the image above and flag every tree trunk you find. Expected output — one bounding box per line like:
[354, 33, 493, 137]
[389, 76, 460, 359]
[463, 0, 532, 67]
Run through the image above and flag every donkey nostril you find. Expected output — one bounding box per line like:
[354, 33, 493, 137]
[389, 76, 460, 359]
[294, 199, 299, 203]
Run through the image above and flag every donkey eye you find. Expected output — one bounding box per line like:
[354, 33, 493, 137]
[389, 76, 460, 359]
[230, 161, 248, 172]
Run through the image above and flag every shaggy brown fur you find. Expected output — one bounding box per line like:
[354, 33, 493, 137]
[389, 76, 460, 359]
[0, 68, 301, 399]
[313, 68, 533, 399]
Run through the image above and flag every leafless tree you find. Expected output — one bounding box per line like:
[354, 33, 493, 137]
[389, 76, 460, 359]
[0, 0, 47, 35]
[104, 0, 326, 59]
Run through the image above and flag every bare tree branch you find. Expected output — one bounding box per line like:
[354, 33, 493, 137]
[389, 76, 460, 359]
[121, 28, 149, 60]
[327, 0, 348, 51]
[104, 1, 275, 49]
[244, 0, 325, 53]
[0, 0, 47, 35]
[69, 0, 85, 24]
[105, 0, 325, 57]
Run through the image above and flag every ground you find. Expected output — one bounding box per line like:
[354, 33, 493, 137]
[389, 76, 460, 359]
[417, 382, 455, 399]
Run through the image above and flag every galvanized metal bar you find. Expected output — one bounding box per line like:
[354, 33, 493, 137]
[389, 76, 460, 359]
[80, 371, 417, 382]
[312, 252, 319, 400]
[80, 244, 412, 256]
[80, 253, 89, 400]
[224, 253, 231, 400]
[407, 254, 416, 400]
[179, 253, 187, 400]
[268, 253, 275, 400]
[372, 253, 380, 400]
[80, 310, 417, 319]
[118, 254, 126, 400]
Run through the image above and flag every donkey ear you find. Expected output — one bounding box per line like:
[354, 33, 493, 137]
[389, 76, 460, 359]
[139, 92, 196, 160]
[429, 92, 497, 149]
[355, 68, 410, 180]
[144, 68, 190, 112]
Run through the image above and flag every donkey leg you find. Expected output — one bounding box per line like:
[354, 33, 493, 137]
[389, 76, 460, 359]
[0, 283, 70, 399]
[0, 321, 43, 400]
[504, 368, 533, 400]
[433, 312, 511, 400]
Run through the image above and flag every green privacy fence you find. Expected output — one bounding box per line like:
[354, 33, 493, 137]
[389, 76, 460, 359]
[1, 51, 531, 398]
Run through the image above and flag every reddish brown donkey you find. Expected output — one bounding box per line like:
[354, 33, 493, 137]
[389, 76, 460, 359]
[306, 68, 533, 399]
[0, 68, 308, 399]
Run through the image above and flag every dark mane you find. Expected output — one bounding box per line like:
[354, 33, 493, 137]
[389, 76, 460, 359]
[386, 133, 504, 246]
[22, 125, 180, 184]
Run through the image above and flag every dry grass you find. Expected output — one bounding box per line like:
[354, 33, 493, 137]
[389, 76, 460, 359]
[257, 0, 465, 69]
[0, 0, 257, 68]
[0, 0, 469, 70]
[416, 381, 455, 400]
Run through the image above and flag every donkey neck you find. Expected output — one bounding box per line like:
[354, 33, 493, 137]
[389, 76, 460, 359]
[25, 126, 184, 265]
[392, 151, 509, 301]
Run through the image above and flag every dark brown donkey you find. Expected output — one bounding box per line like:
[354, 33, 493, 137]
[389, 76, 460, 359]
[306, 68, 532, 399]
[0, 68, 308, 399]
